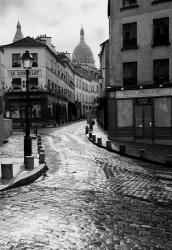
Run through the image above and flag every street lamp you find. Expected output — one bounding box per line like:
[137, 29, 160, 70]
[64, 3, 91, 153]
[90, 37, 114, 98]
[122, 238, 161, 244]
[21, 50, 33, 157]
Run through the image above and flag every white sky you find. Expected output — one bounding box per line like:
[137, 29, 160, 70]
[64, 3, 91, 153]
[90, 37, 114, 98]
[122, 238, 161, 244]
[0, 0, 109, 67]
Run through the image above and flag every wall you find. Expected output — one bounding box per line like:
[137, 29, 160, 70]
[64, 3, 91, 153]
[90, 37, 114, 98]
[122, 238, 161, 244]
[110, 0, 172, 86]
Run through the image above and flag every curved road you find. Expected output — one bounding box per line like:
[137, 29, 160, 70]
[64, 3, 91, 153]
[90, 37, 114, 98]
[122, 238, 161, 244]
[0, 121, 171, 249]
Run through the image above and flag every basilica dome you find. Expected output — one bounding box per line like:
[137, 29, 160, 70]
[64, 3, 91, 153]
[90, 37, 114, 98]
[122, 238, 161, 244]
[72, 27, 95, 68]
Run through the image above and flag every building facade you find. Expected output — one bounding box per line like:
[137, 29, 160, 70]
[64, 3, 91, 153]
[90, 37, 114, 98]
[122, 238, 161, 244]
[74, 66, 99, 119]
[97, 39, 110, 130]
[2, 35, 75, 127]
[108, 0, 172, 144]
[0, 50, 4, 145]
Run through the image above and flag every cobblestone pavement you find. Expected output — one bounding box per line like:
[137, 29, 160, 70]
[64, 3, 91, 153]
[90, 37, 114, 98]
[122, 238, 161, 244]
[0, 121, 172, 249]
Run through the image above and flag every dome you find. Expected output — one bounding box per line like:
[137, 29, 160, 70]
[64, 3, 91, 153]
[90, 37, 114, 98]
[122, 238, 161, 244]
[72, 27, 95, 68]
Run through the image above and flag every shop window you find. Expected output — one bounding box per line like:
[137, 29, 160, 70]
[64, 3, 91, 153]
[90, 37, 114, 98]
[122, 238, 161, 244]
[154, 97, 171, 127]
[31, 53, 38, 67]
[123, 62, 137, 86]
[11, 103, 20, 118]
[32, 104, 41, 118]
[123, 22, 137, 49]
[30, 78, 38, 91]
[12, 78, 21, 90]
[153, 59, 169, 84]
[12, 54, 21, 67]
[117, 99, 133, 127]
[153, 17, 170, 46]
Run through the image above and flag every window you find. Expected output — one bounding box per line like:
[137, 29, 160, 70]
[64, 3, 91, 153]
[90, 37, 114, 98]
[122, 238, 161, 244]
[154, 98, 171, 127]
[153, 59, 169, 84]
[123, 22, 137, 49]
[117, 100, 133, 127]
[29, 78, 38, 90]
[12, 78, 21, 90]
[123, 62, 137, 86]
[31, 53, 38, 67]
[12, 54, 21, 67]
[153, 17, 170, 46]
[123, 0, 137, 7]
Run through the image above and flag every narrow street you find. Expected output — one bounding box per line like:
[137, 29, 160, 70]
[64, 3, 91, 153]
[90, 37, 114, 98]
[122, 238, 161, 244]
[0, 121, 172, 250]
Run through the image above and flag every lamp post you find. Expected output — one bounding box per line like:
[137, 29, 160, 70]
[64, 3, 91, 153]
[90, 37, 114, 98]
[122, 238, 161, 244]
[21, 51, 33, 157]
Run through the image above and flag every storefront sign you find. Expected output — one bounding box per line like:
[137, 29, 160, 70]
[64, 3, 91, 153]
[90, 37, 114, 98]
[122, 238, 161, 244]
[116, 88, 172, 99]
[135, 98, 152, 105]
[8, 69, 42, 77]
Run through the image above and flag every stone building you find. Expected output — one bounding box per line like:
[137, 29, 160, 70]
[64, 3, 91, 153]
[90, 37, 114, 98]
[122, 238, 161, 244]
[1, 23, 75, 127]
[107, 0, 172, 144]
[72, 27, 99, 118]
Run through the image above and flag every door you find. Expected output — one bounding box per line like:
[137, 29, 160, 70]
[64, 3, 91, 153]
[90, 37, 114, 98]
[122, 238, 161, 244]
[135, 105, 152, 138]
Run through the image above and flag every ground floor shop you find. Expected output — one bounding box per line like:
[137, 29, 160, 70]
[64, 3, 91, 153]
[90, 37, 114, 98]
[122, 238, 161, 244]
[108, 87, 172, 145]
[4, 91, 76, 128]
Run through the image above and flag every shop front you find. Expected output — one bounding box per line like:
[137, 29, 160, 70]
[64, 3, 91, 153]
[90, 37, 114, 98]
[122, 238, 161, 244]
[108, 87, 172, 145]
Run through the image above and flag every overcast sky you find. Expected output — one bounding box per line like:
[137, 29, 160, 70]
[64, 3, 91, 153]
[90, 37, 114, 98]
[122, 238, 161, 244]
[0, 0, 109, 67]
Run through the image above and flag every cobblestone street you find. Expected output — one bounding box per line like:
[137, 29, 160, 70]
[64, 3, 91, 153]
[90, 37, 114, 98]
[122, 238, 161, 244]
[0, 121, 172, 249]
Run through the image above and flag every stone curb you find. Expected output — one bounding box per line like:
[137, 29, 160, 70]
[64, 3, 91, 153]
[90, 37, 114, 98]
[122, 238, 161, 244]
[0, 163, 49, 192]
[87, 135, 171, 168]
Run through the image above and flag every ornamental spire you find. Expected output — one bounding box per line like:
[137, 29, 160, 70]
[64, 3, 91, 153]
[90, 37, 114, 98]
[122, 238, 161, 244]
[80, 26, 84, 42]
[13, 21, 24, 43]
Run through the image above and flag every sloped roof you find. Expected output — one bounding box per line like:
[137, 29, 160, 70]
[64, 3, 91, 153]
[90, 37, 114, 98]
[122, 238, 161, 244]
[3, 36, 46, 48]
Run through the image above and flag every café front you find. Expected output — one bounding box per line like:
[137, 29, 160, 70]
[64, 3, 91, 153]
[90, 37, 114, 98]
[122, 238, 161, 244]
[108, 87, 172, 145]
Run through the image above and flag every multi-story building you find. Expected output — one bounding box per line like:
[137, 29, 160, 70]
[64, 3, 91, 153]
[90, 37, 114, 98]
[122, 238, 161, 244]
[107, 0, 172, 144]
[74, 66, 98, 118]
[1, 31, 75, 127]
[0, 50, 4, 145]
[97, 39, 110, 129]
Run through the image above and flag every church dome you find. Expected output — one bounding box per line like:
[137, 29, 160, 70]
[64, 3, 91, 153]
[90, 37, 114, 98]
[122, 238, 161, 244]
[72, 27, 95, 68]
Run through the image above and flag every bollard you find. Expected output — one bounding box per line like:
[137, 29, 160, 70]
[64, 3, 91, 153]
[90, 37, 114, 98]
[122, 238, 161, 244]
[39, 152, 45, 163]
[139, 149, 145, 158]
[97, 138, 102, 145]
[1, 164, 13, 179]
[37, 141, 42, 147]
[119, 144, 126, 154]
[38, 145, 42, 153]
[37, 134, 41, 140]
[92, 135, 96, 142]
[25, 156, 34, 170]
[106, 140, 112, 149]
[85, 126, 89, 134]
[166, 155, 172, 166]
[89, 132, 92, 139]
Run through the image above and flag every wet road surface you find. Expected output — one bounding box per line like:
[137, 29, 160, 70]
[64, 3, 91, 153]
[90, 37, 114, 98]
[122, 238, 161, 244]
[0, 121, 172, 249]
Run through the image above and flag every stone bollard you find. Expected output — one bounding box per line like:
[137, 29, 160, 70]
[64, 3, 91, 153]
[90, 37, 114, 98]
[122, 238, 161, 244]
[97, 138, 102, 145]
[37, 141, 42, 147]
[92, 135, 96, 142]
[38, 145, 42, 153]
[106, 140, 112, 149]
[119, 144, 126, 154]
[89, 132, 92, 139]
[139, 149, 145, 158]
[85, 126, 89, 134]
[25, 156, 34, 170]
[1, 164, 13, 179]
[39, 152, 45, 164]
[166, 155, 172, 166]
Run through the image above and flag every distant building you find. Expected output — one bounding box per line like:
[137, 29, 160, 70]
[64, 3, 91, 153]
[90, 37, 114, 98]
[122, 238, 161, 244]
[0, 50, 4, 145]
[13, 21, 24, 43]
[72, 27, 95, 69]
[72, 27, 100, 118]
[107, 0, 172, 145]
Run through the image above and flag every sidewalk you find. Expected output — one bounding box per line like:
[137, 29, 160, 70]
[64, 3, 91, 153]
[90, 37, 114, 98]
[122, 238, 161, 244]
[90, 123, 172, 167]
[0, 132, 46, 191]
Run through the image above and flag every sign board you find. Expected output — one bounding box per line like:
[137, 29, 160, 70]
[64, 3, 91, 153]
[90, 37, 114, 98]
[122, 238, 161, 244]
[116, 88, 172, 99]
[135, 98, 152, 105]
[8, 69, 42, 78]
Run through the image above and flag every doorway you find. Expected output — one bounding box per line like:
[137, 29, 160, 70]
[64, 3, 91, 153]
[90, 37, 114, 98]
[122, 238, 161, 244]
[135, 105, 152, 138]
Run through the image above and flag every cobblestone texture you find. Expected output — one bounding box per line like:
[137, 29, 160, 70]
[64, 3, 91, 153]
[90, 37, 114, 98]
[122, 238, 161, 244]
[0, 121, 171, 249]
